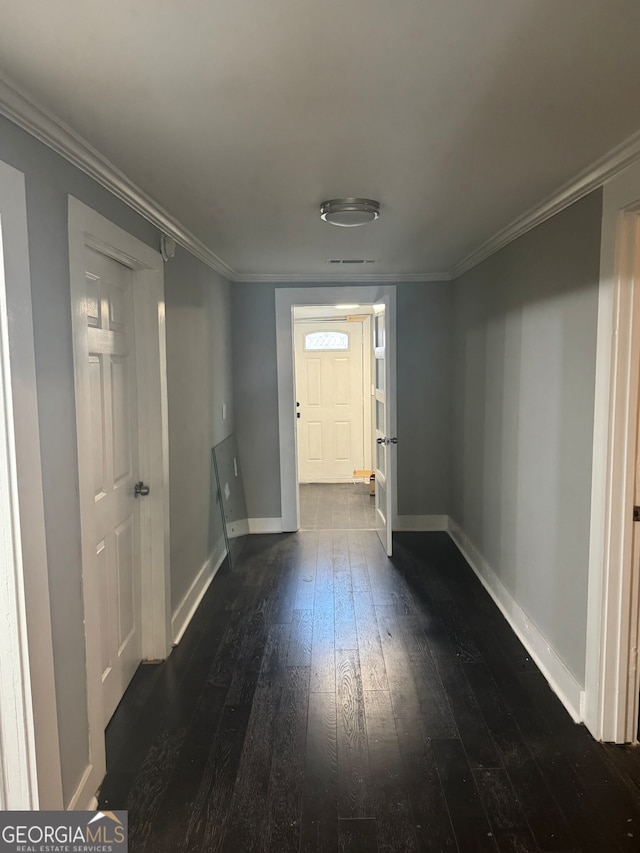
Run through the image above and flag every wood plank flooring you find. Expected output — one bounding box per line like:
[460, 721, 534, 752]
[300, 483, 376, 530]
[99, 531, 640, 852]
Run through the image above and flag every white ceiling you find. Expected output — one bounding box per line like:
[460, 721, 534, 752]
[0, 0, 639, 280]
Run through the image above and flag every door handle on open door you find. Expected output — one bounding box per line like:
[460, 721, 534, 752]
[134, 481, 150, 498]
[377, 437, 398, 445]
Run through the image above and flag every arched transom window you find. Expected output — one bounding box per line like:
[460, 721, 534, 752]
[304, 330, 350, 351]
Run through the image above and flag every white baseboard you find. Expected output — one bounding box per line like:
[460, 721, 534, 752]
[299, 477, 371, 484]
[248, 517, 283, 534]
[171, 538, 226, 645]
[395, 514, 449, 532]
[69, 762, 106, 811]
[447, 518, 583, 723]
[228, 518, 250, 538]
[67, 763, 96, 811]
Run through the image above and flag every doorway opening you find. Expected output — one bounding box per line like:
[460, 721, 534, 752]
[276, 285, 397, 554]
[293, 304, 374, 531]
[585, 159, 640, 744]
[0, 159, 62, 808]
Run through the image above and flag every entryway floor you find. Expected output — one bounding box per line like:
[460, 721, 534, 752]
[98, 531, 640, 852]
[299, 482, 376, 530]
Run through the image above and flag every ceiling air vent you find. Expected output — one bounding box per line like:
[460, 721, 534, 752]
[326, 259, 377, 265]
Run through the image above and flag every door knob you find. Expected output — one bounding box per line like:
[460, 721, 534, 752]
[134, 481, 150, 498]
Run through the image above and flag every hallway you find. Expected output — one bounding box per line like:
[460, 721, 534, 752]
[98, 531, 640, 852]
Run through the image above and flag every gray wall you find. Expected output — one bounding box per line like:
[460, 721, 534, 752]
[232, 280, 453, 520]
[451, 190, 602, 684]
[397, 282, 453, 515]
[0, 114, 231, 805]
[165, 250, 233, 612]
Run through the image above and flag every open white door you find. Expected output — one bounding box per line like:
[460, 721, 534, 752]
[373, 296, 395, 555]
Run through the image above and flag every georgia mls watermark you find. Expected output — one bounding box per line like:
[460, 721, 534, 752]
[0, 811, 127, 853]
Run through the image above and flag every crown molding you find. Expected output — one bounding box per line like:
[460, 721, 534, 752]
[0, 75, 236, 280]
[233, 271, 452, 283]
[3, 73, 639, 286]
[450, 128, 640, 280]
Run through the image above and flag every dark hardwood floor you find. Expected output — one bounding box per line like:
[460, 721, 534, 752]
[99, 531, 640, 852]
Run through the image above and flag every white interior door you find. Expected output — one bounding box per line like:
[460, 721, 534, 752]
[373, 298, 394, 555]
[295, 321, 364, 482]
[85, 246, 142, 726]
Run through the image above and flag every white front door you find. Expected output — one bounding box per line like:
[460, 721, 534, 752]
[373, 298, 394, 556]
[85, 247, 142, 726]
[295, 321, 364, 482]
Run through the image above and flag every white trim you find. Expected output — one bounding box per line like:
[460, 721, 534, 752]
[293, 313, 372, 486]
[229, 519, 250, 539]
[363, 315, 373, 472]
[395, 514, 449, 531]
[0, 159, 63, 809]
[448, 519, 583, 723]
[0, 74, 235, 280]
[66, 765, 94, 812]
[234, 272, 451, 283]
[248, 517, 284, 534]
[584, 160, 640, 743]
[276, 286, 397, 534]
[299, 478, 368, 484]
[171, 539, 227, 645]
[68, 198, 172, 809]
[451, 128, 640, 279]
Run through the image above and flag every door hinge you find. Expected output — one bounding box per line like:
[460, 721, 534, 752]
[634, 506, 640, 522]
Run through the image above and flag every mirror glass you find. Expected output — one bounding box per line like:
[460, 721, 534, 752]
[212, 434, 249, 568]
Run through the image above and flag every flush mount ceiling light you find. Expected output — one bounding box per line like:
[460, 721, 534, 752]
[320, 198, 380, 227]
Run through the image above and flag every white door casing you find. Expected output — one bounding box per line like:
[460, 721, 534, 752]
[68, 198, 171, 808]
[373, 297, 394, 556]
[585, 159, 640, 743]
[85, 248, 142, 725]
[295, 321, 364, 483]
[276, 285, 397, 533]
[0, 160, 62, 809]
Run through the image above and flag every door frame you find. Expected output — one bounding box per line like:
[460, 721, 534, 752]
[68, 198, 171, 804]
[0, 159, 63, 809]
[276, 285, 397, 531]
[585, 161, 640, 742]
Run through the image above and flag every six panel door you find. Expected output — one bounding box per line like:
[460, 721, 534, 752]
[85, 246, 142, 726]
